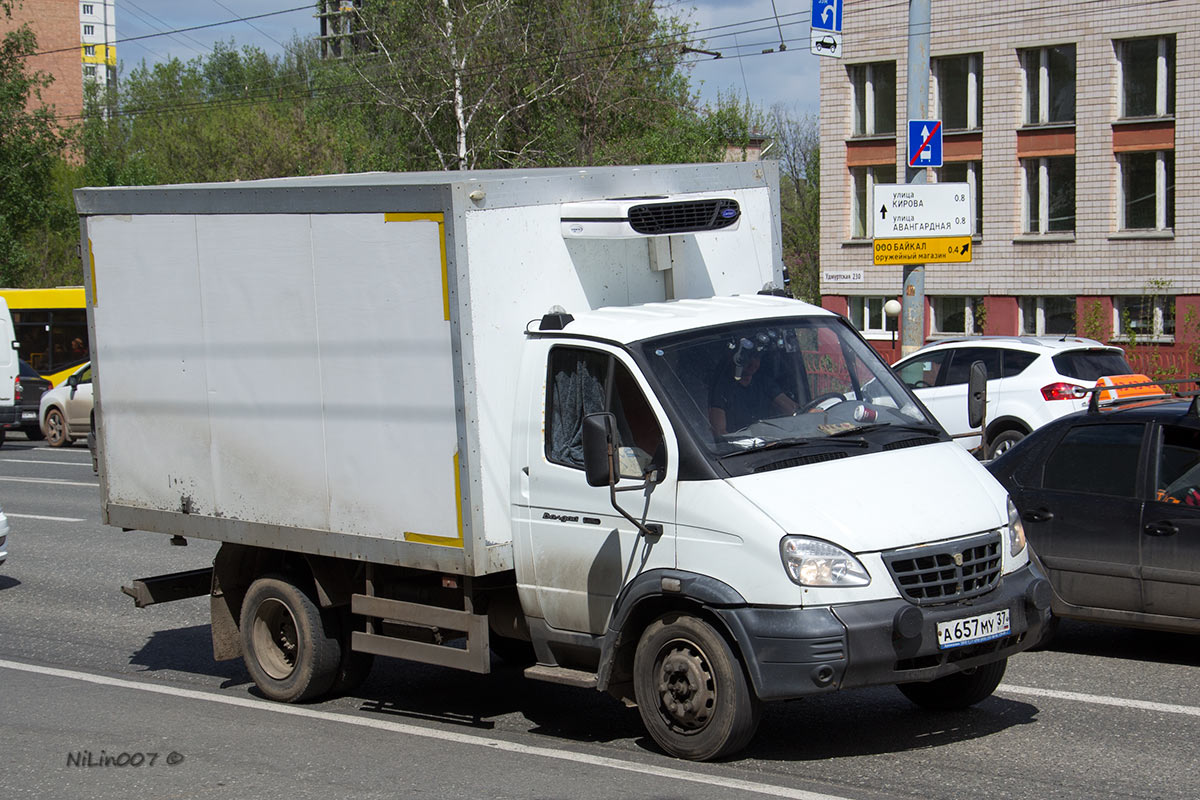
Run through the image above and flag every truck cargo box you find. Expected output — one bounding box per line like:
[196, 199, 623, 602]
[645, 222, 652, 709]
[77, 163, 782, 577]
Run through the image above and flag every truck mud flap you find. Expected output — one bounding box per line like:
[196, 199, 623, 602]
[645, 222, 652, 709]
[350, 594, 491, 674]
[121, 567, 213, 608]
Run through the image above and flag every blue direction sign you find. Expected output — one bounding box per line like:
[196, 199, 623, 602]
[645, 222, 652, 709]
[811, 0, 843, 33]
[907, 119, 943, 168]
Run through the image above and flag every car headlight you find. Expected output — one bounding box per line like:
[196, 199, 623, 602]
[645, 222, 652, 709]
[1005, 497, 1026, 557]
[780, 536, 871, 587]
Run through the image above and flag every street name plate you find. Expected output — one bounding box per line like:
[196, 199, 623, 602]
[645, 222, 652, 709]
[874, 236, 973, 265]
[872, 183, 971, 239]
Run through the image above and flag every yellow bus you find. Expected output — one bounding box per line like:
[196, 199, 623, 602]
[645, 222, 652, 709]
[0, 287, 88, 386]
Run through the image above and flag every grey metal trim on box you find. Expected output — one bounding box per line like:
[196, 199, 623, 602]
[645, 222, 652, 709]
[105, 504, 515, 576]
[350, 593, 491, 673]
[74, 163, 776, 217]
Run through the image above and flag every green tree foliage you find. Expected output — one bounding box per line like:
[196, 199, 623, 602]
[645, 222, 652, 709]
[770, 106, 820, 303]
[0, 0, 70, 286]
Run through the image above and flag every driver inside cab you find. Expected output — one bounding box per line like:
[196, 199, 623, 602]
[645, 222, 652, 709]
[709, 342, 798, 435]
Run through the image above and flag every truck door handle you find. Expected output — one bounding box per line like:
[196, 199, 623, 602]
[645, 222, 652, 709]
[1144, 521, 1178, 537]
[1023, 508, 1053, 523]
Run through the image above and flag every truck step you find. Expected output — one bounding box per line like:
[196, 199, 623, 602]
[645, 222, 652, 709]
[523, 665, 598, 688]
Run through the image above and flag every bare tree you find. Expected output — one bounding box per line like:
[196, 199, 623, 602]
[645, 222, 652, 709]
[770, 106, 820, 303]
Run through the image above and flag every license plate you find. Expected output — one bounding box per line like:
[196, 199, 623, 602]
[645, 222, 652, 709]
[936, 608, 1010, 649]
[20, 411, 35, 420]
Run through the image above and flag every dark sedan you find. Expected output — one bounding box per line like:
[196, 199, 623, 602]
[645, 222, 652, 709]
[987, 397, 1200, 636]
[3, 360, 51, 444]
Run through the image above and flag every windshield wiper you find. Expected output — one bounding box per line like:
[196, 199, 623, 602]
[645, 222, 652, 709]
[728, 436, 870, 454]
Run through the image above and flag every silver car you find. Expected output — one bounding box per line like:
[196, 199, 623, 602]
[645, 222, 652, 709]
[39, 363, 93, 448]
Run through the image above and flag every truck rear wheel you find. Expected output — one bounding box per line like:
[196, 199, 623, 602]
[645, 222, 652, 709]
[633, 613, 760, 761]
[240, 575, 341, 702]
[898, 657, 1007, 711]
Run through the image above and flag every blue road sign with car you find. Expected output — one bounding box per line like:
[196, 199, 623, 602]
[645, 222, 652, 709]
[811, 0, 843, 33]
[907, 119, 943, 168]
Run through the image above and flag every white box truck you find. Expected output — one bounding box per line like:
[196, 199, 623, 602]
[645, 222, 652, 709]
[78, 163, 1051, 761]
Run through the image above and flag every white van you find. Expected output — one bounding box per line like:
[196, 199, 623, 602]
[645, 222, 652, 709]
[0, 297, 20, 446]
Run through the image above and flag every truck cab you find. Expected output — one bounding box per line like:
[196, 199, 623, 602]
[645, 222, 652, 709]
[510, 295, 1050, 759]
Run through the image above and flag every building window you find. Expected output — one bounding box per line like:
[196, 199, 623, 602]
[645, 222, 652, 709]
[1021, 44, 1075, 124]
[1114, 295, 1175, 341]
[82, 3, 94, 14]
[84, 45, 95, 56]
[1119, 151, 1174, 231]
[932, 54, 981, 131]
[83, 65, 97, 77]
[1020, 297, 1075, 336]
[1022, 156, 1075, 233]
[850, 164, 896, 238]
[931, 296, 979, 336]
[848, 297, 899, 338]
[83, 24, 94, 36]
[936, 161, 982, 236]
[1118, 36, 1174, 118]
[850, 62, 896, 136]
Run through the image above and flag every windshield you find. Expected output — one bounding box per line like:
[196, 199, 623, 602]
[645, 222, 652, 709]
[640, 315, 938, 457]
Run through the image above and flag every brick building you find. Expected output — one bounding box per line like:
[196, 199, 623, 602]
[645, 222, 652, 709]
[818, 0, 1198, 378]
[0, 0, 115, 124]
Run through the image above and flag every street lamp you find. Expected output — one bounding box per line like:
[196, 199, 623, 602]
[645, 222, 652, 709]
[884, 299, 902, 359]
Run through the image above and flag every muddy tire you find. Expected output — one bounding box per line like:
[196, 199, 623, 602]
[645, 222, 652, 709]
[44, 408, 71, 447]
[987, 430, 1026, 459]
[633, 613, 760, 761]
[898, 657, 1007, 711]
[240, 575, 341, 703]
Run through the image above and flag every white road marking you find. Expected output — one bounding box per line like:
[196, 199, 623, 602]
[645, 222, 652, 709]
[999, 684, 1200, 717]
[5, 513, 86, 522]
[0, 658, 847, 800]
[0, 477, 97, 488]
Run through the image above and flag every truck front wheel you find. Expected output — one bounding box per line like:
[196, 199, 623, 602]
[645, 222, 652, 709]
[633, 613, 760, 761]
[240, 575, 341, 702]
[898, 657, 1007, 711]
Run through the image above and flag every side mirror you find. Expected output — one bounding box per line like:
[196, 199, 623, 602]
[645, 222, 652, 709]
[582, 412, 618, 488]
[967, 360, 987, 431]
[68, 373, 81, 389]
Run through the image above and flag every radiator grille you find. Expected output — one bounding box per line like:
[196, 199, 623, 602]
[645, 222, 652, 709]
[882, 533, 1002, 605]
[628, 199, 740, 234]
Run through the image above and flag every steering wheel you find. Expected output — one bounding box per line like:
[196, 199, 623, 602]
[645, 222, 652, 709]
[798, 391, 848, 413]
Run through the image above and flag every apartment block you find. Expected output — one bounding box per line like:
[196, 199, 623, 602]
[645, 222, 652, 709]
[818, 0, 1197, 376]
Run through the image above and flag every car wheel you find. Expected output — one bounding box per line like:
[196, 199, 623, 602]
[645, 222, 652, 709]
[987, 429, 1026, 459]
[633, 612, 761, 761]
[897, 658, 1007, 711]
[239, 575, 341, 703]
[44, 408, 72, 447]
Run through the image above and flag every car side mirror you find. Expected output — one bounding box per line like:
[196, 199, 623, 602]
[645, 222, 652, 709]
[967, 360, 987, 431]
[582, 412, 618, 488]
[68, 374, 80, 389]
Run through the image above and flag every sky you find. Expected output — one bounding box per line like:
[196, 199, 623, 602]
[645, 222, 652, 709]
[112, 0, 822, 116]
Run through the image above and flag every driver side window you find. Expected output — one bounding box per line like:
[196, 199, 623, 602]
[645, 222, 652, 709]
[896, 350, 950, 389]
[545, 347, 665, 479]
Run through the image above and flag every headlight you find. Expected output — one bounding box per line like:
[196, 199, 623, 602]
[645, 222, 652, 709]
[780, 536, 871, 587]
[1005, 497, 1026, 557]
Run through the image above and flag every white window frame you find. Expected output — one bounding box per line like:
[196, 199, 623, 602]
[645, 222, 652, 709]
[83, 64, 97, 77]
[930, 296, 980, 337]
[82, 23, 95, 36]
[1021, 156, 1074, 234]
[1021, 45, 1075, 124]
[931, 53, 981, 131]
[84, 45, 95, 56]
[1118, 36, 1173, 118]
[850, 164, 895, 239]
[851, 62, 895, 136]
[848, 296, 899, 339]
[1019, 296, 1076, 336]
[1113, 296, 1175, 342]
[1118, 150, 1173, 231]
[82, 3, 94, 15]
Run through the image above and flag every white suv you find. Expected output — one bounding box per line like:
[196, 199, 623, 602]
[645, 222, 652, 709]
[892, 337, 1134, 458]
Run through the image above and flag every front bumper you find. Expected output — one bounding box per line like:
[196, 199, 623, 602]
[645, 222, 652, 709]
[717, 564, 1051, 702]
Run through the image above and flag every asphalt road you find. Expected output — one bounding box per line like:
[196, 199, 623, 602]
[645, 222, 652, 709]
[1, 436, 1198, 799]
